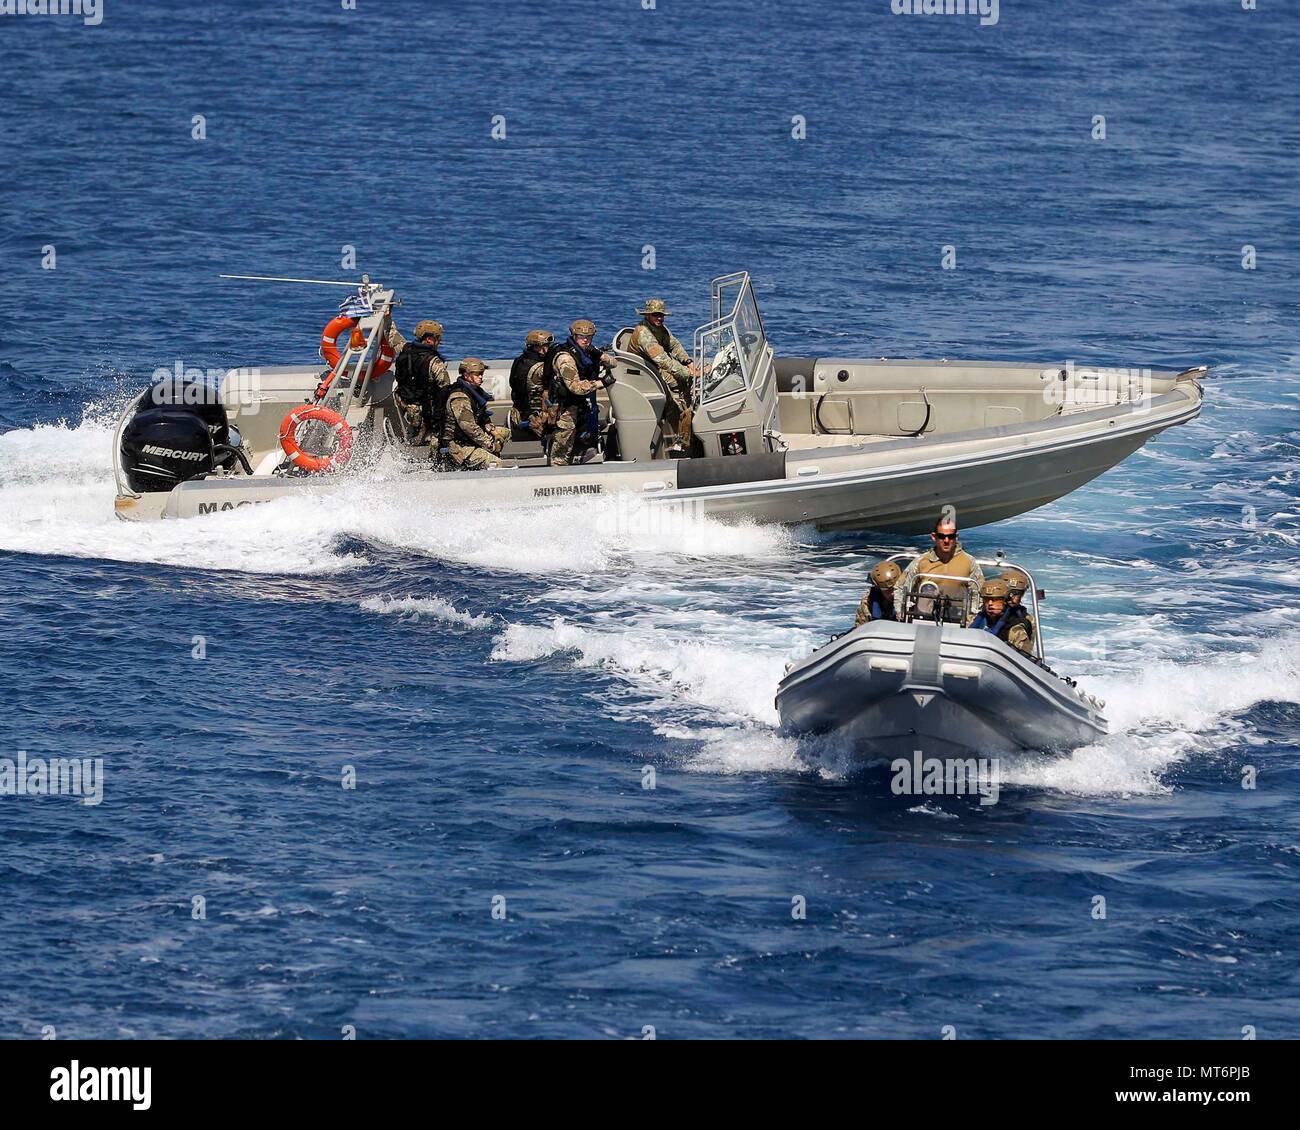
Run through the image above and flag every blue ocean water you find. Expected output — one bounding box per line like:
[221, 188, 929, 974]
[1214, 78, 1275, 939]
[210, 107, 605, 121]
[1, 0, 1297, 1039]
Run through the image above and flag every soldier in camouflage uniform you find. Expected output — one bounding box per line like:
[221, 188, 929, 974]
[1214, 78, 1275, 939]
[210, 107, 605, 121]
[970, 578, 1034, 655]
[509, 329, 557, 439]
[854, 560, 903, 626]
[442, 358, 510, 470]
[549, 319, 616, 465]
[385, 318, 451, 445]
[999, 567, 1037, 650]
[626, 298, 699, 452]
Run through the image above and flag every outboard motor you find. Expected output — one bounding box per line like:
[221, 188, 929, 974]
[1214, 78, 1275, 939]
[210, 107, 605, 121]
[120, 407, 217, 493]
[119, 374, 250, 493]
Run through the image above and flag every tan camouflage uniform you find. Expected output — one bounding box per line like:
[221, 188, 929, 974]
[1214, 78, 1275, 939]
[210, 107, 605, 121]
[521, 359, 556, 437]
[854, 592, 893, 626]
[628, 312, 693, 444]
[443, 386, 509, 470]
[895, 548, 985, 622]
[386, 321, 451, 440]
[550, 350, 609, 465]
[1004, 619, 1034, 655]
[1000, 571, 1037, 649]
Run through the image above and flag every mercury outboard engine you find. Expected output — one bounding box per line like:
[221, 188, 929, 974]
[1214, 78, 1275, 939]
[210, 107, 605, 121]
[119, 375, 250, 493]
[120, 407, 218, 493]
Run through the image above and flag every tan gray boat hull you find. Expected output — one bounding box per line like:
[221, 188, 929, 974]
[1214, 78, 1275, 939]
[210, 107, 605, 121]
[776, 619, 1107, 761]
[115, 377, 1200, 532]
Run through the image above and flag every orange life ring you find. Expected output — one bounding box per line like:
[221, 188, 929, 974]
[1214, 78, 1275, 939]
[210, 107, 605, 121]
[278, 404, 354, 473]
[319, 315, 395, 376]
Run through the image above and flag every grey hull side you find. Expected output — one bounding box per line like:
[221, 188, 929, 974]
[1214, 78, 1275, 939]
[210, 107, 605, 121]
[775, 620, 1107, 760]
[682, 384, 1199, 533]
[115, 376, 1199, 530]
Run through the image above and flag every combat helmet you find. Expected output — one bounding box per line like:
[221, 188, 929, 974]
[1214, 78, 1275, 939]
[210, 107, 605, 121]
[413, 319, 444, 341]
[870, 561, 903, 588]
[980, 578, 1010, 600]
[569, 319, 597, 338]
[459, 357, 486, 376]
[1000, 568, 1029, 595]
[525, 329, 554, 349]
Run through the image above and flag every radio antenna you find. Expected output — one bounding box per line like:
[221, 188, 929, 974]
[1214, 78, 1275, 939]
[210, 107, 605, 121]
[218, 273, 375, 287]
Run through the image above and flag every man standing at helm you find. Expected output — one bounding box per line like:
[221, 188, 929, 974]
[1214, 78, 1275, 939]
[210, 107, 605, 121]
[895, 512, 985, 622]
[386, 317, 450, 446]
[548, 319, 616, 465]
[627, 298, 700, 453]
[442, 358, 510, 469]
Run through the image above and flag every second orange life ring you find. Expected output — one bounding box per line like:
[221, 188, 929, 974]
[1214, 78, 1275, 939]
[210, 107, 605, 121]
[319, 315, 395, 376]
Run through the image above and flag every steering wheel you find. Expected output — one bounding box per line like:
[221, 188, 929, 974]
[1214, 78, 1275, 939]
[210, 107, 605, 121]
[703, 341, 740, 398]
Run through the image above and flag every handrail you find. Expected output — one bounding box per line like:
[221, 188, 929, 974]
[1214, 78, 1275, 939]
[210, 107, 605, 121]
[886, 552, 1046, 660]
[321, 286, 396, 414]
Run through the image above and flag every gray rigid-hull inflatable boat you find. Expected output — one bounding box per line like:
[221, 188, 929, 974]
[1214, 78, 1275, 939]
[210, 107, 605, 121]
[113, 272, 1205, 530]
[775, 559, 1107, 760]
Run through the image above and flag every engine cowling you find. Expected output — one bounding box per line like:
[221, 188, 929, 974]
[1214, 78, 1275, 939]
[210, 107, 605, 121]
[120, 407, 216, 493]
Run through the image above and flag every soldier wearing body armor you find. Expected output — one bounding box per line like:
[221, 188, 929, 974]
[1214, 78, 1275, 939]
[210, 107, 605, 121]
[547, 319, 616, 465]
[895, 515, 985, 622]
[442, 358, 510, 470]
[970, 578, 1033, 655]
[626, 298, 699, 453]
[855, 560, 903, 626]
[1000, 567, 1036, 650]
[510, 329, 556, 439]
[386, 319, 451, 446]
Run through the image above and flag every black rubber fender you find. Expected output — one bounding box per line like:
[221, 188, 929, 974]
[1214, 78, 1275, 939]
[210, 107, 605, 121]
[675, 451, 787, 490]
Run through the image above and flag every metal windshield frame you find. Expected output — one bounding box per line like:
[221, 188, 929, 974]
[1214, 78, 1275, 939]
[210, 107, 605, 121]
[888, 552, 1046, 661]
[693, 272, 776, 415]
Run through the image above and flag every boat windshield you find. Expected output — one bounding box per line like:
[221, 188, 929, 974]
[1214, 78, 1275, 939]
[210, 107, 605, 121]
[695, 273, 769, 404]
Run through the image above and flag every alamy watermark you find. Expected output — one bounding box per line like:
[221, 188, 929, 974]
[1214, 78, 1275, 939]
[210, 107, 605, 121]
[1043, 362, 1154, 410]
[150, 362, 263, 416]
[892, 750, 1001, 805]
[0, 0, 102, 26]
[891, 0, 999, 28]
[1, 750, 103, 806]
[50, 1062, 150, 1110]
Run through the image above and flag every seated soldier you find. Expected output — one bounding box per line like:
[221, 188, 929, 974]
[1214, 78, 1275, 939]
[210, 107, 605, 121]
[386, 318, 450, 446]
[970, 578, 1033, 655]
[549, 319, 616, 466]
[1000, 567, 1036, 648]
[626, 299, 699, 453]
[854, 560, 903, 626]
[509, 329, 556, 439]
[442, 358, 510, 470]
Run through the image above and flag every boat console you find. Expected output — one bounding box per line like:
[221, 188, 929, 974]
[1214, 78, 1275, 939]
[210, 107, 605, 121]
[891, 553, 1047, 662]
[689, 272, 783, 460]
